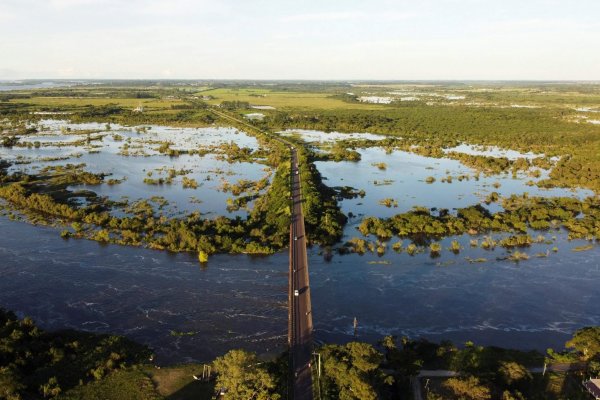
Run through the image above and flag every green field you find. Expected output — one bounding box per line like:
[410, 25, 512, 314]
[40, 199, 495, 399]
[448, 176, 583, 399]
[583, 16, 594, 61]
[199, 87, 384, 110]
[16, 96, 184, 110]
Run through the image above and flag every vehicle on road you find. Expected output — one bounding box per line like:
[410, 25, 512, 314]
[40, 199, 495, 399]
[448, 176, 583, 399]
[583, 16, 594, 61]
[294, 289, 299, 297]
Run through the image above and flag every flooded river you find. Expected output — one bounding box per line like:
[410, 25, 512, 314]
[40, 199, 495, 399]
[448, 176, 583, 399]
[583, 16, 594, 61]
[1, 215, 598, 363]
[1, 125, 599, 363]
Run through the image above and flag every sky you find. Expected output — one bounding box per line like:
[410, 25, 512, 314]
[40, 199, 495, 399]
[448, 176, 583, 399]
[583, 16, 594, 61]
[0, 0, 599, 80]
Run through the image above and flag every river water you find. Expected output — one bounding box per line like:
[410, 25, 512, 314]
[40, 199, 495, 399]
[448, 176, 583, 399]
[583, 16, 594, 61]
[0, 81, 79, 91]
[1, 214, 598, 364]
[0, 217, 288, 363]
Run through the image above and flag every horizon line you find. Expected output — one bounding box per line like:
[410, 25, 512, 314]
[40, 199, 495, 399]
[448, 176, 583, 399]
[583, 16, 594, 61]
[2, 78, 600, 83]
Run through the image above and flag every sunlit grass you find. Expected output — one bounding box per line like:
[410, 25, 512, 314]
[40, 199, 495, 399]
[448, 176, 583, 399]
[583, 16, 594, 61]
[201, 88, 383, 110]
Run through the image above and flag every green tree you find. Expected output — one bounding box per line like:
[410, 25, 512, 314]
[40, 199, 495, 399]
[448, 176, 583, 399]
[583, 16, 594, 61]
[39, 377, 61, 398]
[321, 342, 390, 400]
[443, 376, 491, 400]
[498, 361, 531, 386]
[566, 327, 600, 360]
[0, 366, 25, 400]
[213, 349, 279, 400]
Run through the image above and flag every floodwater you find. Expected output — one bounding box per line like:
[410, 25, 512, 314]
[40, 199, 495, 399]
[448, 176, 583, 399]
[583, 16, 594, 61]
[1, 121, 271, 217]
[280, 129, 386, 143]
[0, 81, 78, 91]
[316, 147, 592, 217]
[1, 125, 599, 363]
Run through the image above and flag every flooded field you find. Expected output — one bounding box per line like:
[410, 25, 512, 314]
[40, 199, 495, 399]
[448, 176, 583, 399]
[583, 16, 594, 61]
[1, 120, 271, 217]
[280, 128, 386, 143]
[316, 147, 591, 218]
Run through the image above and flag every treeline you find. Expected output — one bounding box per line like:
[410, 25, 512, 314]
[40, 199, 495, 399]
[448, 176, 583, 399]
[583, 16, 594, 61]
[219, 101, 251, 110]
[0, 100, 218, 128]
[26, 89, 162, 99]
[68, 104, 218, 126]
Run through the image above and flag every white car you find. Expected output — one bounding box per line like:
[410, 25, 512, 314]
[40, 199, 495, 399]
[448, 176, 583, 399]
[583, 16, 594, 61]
[294, 289, 299, 297]
[295, 171, 299, 175]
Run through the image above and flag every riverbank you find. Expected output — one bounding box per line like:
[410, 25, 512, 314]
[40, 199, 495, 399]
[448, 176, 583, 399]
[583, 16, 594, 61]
[2, 306, 597, 400]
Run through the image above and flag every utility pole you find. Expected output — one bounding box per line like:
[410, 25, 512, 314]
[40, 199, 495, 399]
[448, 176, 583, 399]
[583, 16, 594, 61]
[312, 352, 322, 400]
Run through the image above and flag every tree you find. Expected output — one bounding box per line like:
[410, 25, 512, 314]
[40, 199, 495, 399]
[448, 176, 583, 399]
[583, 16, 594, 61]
[566, 327, 600, 360]
[213, 349, 279, 400]
[502, 390, 526, 400]
[321, 342, 389, 400]
[443, 376, 491, 400]
[588, 360, 600, 376]
[39, 377, 61, 398]
[498, 361, 532, 386]
[0, 366, 25, 400]
[198, 250, 209, 264]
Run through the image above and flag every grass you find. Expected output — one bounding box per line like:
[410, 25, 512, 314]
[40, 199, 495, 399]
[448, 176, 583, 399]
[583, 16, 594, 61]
[201, 88, 383, 110]
[57, 365, 215, 400]
[57, 369, 160, 400]
[572, 244, 595, 252]
[147, 364, 215, 400]
[16, 96, 183, 109]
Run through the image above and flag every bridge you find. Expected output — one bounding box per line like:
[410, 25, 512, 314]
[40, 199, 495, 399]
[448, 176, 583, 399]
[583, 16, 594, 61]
[209, 109, 314, 399]
[289, 148, 314, 400]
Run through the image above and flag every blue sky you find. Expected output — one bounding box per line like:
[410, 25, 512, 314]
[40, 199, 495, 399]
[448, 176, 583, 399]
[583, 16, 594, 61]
[0, 0, 599, 80]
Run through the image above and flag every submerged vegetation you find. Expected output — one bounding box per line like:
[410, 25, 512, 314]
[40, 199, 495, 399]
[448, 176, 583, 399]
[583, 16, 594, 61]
[0, 154, 292, 256]
[357, 195, 600, 243]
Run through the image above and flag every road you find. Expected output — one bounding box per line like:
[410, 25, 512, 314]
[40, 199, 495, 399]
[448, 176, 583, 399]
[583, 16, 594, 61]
[289, 148, 314, 400]
[208, 108, 314, 398]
